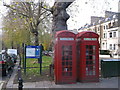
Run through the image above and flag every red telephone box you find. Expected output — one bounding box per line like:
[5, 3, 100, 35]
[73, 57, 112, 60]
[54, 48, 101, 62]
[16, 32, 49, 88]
[54, 30, 77, 84]
[76, 31, 99, 82]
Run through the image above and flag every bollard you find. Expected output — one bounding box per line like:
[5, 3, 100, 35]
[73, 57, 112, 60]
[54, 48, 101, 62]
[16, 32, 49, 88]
[18, 78, 23, 90]
[18, 66, 23, 90]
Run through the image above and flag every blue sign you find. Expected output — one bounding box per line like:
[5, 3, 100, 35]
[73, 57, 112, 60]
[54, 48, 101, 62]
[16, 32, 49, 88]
[26, 46, 41, 58]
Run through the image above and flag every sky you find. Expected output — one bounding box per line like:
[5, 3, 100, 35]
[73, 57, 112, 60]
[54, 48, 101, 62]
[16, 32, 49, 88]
[67, 0, 119, 30]
[0, 0, 119, 32]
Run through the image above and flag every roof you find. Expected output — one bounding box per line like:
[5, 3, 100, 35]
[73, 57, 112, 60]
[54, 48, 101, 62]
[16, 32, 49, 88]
[78, 11, 119, 31]
[77, 31, 99, 38]
[55, 30, 76, 37]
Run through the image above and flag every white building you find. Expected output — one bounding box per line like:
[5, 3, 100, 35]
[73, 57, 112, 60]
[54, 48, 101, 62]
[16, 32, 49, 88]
[78, 11, 120, 57]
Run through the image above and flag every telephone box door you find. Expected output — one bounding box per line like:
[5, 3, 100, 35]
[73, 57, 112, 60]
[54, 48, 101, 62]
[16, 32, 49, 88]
[77, 31, 99, 82]
[54, 30, 76, 84]
[83, 42, 99, 82]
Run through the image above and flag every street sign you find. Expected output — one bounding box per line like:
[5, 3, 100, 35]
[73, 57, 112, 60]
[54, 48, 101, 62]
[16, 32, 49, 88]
[26, 46, 41, 58]
[24, 45, 43, 75]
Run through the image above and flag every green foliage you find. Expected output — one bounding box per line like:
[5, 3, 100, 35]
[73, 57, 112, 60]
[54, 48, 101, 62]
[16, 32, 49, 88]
[2, 1, 52, 48]
[2, 15, 31, 48]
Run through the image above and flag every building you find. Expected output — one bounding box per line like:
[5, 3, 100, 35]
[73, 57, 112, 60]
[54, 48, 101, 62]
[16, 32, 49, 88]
[78, 11, 120, 57]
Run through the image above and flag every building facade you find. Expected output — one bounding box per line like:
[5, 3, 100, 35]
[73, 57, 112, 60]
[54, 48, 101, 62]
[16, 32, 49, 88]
[78, 11, 120, 57]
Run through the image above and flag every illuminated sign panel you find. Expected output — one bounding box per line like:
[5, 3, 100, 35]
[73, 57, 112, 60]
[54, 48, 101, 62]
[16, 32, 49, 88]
[60, 38, 74, 40]
[84, 38, 97, 41]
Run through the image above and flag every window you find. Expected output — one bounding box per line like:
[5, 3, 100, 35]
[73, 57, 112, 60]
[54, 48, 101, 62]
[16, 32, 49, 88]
[104, 33, 107, 38]
[109, 32, 112, 38]
[113, 32, 116, 37]
[98, 27, 100, 31]
[113, 44, 116, 50]
[62, 45, 73, 76]
[104, 33, 105, 38]
[109, 22, 111, 28]
[103, 43, 105, 48]
[104, 26, 106, 30]
[109, 44, 112, 50]
[106, 25, 108, 29]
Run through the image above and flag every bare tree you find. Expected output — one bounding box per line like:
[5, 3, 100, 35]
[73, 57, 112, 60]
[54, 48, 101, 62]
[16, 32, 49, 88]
[4, 1, 51, 46]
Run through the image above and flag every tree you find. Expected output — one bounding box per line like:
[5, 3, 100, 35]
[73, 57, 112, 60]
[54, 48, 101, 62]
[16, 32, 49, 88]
[2, 9, 32, 48]
[3, 1, 52, 46]
[3, 1, 75, 49]
[51, 2, 74, 33]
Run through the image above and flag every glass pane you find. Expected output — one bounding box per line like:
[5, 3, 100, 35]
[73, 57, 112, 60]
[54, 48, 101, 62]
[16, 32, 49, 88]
[70, 72, 72, 76]
[90, 46, 93, 49]
[86, 45, 96, 76]
[61, 45, 73, 77]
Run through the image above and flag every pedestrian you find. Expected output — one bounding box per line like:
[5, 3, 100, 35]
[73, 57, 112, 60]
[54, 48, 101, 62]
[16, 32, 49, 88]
[40, 43, 44, 51]
[38, 43, 44, 63]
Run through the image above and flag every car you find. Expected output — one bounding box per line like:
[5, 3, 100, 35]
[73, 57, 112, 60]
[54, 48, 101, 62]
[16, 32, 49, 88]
[0, 52, 15, 76]
[43, 51, 51, 56]
[9, 54, 17, 63]
[100, 50, 111, 55]
[0, 53, 7, 76]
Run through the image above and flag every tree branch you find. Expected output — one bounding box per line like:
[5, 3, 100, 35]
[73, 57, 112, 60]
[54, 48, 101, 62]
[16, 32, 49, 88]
[40, 13, 51, 21]
[41, 6, 52, 13]
[4, 4, 29, 18]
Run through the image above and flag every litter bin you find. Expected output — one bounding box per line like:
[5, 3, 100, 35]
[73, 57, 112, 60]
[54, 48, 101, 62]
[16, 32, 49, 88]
[101, 59, 120, 78]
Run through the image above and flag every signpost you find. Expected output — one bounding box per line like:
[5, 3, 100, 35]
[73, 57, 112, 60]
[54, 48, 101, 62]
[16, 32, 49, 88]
[24, 45, 42, 75]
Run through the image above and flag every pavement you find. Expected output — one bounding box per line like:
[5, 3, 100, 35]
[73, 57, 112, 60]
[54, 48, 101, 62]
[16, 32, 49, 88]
[6, 77, 119, 89]
[2, 58, 120, 90]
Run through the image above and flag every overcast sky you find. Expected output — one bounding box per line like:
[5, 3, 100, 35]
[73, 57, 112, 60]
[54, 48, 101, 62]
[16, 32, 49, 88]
[67, 0, 119, 30]
[0, 0, 119, 31]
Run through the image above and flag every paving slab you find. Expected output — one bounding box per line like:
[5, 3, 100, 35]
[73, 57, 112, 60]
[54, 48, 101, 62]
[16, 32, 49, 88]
[35, 81, 44, 87]
[43, 81, 53, 87]
[23, 82, 36, 88]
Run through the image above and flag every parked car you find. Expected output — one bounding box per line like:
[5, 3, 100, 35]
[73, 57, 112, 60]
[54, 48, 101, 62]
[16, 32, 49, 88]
[100, 50, 112, 57]
[100, 50, 110, 55]
[43, 51, 51, 56]
[9, 54, 17, 63]
[0, 52, 15, 76]
[0, 53, 7, 76]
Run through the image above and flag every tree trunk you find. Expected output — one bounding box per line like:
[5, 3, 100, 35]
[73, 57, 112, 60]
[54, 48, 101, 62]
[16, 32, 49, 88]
[34, 31, 39, 46]
[52, 2, 73, 33]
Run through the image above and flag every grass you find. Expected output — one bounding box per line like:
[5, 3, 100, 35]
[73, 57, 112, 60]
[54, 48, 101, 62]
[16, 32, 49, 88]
[24, 56, 52, 75]
[14, 55, 53, 83]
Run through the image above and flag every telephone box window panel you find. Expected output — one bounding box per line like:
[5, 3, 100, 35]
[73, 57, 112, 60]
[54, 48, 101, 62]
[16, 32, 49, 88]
[62, 45, 73, 77]
[86, 45, 96, 76]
